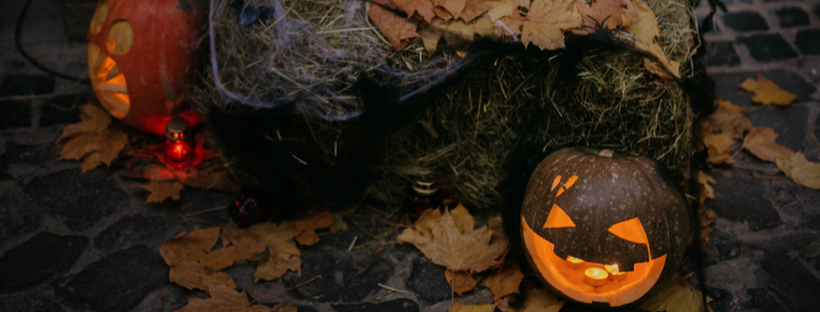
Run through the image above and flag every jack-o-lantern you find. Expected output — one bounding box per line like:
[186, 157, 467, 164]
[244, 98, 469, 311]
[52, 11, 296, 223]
[87, 0, 205, 135]
[521, 147, 689, 308]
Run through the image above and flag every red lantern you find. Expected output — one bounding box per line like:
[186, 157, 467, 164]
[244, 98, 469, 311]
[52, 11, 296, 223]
[87, 0, 205, 135]
[164, 117, 194, 163]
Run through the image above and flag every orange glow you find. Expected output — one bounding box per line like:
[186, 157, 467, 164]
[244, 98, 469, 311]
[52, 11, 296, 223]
[522, 216, 667, 306]
[88, 42, 131, 119]
[584, 268, 608, 287]
[165, 140, 191, 163]
[608, 218, 650, 248]
[543, 204, 576, 228]
[564, 175, 579, 189]
[551, 175, 562, 191]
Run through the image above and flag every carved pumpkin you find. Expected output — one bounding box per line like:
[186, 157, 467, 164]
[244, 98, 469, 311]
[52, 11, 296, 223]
[520, 147, 689, 308]
[86, 0, 205, 135]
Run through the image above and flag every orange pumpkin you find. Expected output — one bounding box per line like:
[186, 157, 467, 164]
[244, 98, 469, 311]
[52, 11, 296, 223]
[521, 147, 689, 308]
[86, 0, 205, 135]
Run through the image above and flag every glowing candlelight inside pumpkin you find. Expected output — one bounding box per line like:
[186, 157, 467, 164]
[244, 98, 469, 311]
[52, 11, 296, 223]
[164, 117, 193, 163]
[584, 268, 608, 287]
[605, 264, 627, 281]
[565, 256, 585, 268]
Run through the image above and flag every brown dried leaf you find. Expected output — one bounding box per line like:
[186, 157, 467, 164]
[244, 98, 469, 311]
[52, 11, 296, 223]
[294, 229, 320, 246]
[483, 259, 525, 301]
[435, 0, 468, 19]
[420, 18, 448, 55]
[575, 0, 638, 31]
[271, 302, 298, 312]
[445, 269, 477, 294]
[741, 127, 794, 162]
[161, 228, 221, 266]
[624, 0, 658, 44]
[521, 0, 582, 50]
[56, 104, 111, 144]
[59, 126, 128, 173]
[450, 301, 497, 312]
[703, 100, 752, 140]
[397, 207, 507, 273]
[486, 0, 529, 20]
[174, 285, 269, 312]
[703, 133, 735, 166]
[635, 41, 680, 79]
[460, 0, 491, 22]
[221, 223, 268, 264]
[511, 282, 566, 312]
[254, 252, 302, 282]
[394, 0, 437, 24]
[776, 152, 820, 189]
[161, 228, 238, 293]
[697, 171, 716, 203]
[368, 4, 420, 51]
[170, 266, 237, 294]
[134, 180, 185, 203]
[291, 211, 334, 231]
[250, 223, 303, 259]
[639, 274, 713, 312]
[699, 208, 716, 248]
[738, 73, 798, 106]
[451, 204, 475, 234]
[329, 213, 349, 232]
[442, 17, 507, 56]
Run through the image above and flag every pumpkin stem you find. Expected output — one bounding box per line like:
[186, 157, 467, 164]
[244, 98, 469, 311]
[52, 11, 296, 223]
[598, 149, 614, 157]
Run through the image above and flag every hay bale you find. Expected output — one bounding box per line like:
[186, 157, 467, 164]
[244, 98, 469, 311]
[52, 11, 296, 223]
[192, 0, 696, 211]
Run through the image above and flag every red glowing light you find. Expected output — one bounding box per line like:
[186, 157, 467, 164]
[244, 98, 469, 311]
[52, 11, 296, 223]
[164, 117, 193, 163]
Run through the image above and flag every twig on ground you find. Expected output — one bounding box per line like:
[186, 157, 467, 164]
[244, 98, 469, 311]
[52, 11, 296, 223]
[183, 206, 226, 217]
[248, 275, 321, 305]
[180, 213, 225, 226]
[348, 236, 358, 251]
[378, 283, 408, 294]
[360, 226, 398, 274]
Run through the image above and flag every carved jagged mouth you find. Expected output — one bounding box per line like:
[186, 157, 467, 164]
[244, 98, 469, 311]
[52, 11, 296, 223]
[522, 217, 666, 307]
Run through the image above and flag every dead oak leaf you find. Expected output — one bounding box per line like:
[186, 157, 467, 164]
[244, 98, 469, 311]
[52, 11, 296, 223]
[624, 0, 658, 45]
[739, 73, 798, 106]
[697, 171, 716, 203]
[575, 0, 638, 32]
[741, 127, 794, 162]
[483, 259, 525, 301]
[254, 251, 302, 282]
[445, 269, 477, 295]
[450, 301, 498, 312]
[703, 100, 752, 140]
[174, 285, 270, 312]
[393, 0, 437, 24]
[368, 4, 420, 51]
[639, 274, 713, 312]
[522, 0, 582, 51]
[397, 207, 507, 273]
[134, 180, 185, 203]
[776, 152, 820, 189]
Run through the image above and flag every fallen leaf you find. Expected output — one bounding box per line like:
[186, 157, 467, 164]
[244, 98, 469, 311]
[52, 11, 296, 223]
[624, 0, 658, 45]
[420, 18, 448, 55]
[450, 301, 497, 312]
[741, 127, 794, 162]
[703, 100, 752, 140]
[254, 251, 302, 282]
[697, 171, 716, 203]
[442, 17, 508, 56]
[451, 204, 475, 234]
[483, 259, 525, 301]
[133, 180, 185, 203]
[575, 0, 638, 32]
[397, 207, 507, 273]
[486, 0, 529, 20]
[738, 73, 798, 106]
[394, 0, 437, 24]
[294, 229, 320, 246]
[435, 0, 468, 19]
[368, 3, 420, 51]
[59, 125, 128, 173]
[221, 223, 269, 264]
[329, 213, 349, 232]
[81, 152, 103, 173]
[56, 104, 111, 144]
[291, 211, 335, 231]
[160, 228, 238, 293]
[486, 215, 507, 242]
[521, 0, 582, 50]
[500, 281, 565, 312]
[460, 0, 491, 22]
[174, 285, 270, 312]
[250, 223, 303, 259]
[271, 301, 298, 312]
[699, 208, 715, 248]
[639, 274, 713, 312]
[445, 269, 477, 294]
[703, 133, 735, 166]
[635, 41, 680, 79]
[776, 152, 820, 189]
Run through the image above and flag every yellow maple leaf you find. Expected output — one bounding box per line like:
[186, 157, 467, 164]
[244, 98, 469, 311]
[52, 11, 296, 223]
[175, 285, 271, 312]
[738, 73, 798, 106]
[397, 207, 508, 273]
[776, 152, 820, 189]
[483, 259, 525, 301]
[741, 127, 794, 162]
[639, 274, 713, 312]
[134, 180, 185, 203]
[56, 104, 111, 144]
[57, 104, 129, 173]
[368, 3, 420, 51]
[522, 0, 582, 51]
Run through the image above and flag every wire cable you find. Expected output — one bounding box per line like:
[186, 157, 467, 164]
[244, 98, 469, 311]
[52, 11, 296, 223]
[15, 0, 91, 85]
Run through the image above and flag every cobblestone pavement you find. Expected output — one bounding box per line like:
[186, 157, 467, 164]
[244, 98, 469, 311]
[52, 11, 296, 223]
[1, 0, 819, 311]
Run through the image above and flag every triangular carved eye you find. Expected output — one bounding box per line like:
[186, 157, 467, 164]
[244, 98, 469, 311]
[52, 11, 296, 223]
[608, 218, 649, 245]
[543, 204, 576, 228]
